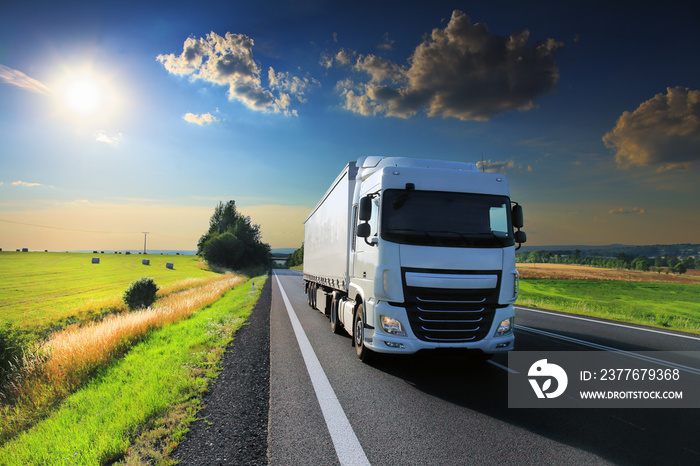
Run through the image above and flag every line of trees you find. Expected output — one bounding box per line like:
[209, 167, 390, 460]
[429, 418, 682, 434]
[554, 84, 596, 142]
[285, 243, 303, 268]
[197, 200, 271, 271]
[516, 249, 698, 274]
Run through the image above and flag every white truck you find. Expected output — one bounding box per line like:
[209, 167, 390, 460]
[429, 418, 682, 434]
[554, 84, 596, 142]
[303, 156, 526, 362]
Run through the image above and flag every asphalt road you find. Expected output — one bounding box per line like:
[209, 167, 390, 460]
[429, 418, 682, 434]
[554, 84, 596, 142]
[268, 269, 700, 465]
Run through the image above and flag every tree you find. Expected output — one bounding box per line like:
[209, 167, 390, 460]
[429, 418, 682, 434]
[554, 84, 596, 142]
[198, 201, 271, 270]
[286, 243, 304, 268]
[667, 256, 680, 269]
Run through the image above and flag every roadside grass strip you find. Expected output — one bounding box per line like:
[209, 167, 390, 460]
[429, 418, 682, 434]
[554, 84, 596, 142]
[0, 274, 246, 447]
[518, 279, 700, 334]
[0, 275, 266, 465]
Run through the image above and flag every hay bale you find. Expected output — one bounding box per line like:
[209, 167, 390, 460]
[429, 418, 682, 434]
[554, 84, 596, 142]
[92, 257, 100, 264]
[166, 262, 174, 269]
[22, 248, 28, 252]
[142, 259, 150, 265]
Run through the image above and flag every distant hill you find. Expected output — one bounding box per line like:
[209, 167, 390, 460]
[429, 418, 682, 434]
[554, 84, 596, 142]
[520, 244, 700, 258]
[271, 248, 296, 255]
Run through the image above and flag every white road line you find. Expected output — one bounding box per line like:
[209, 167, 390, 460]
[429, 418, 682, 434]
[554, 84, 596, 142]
[274, 272, 370, 466]
[516, 324, 700, 376]
[515, 306, 700, 342]
[487, 359, 519, 374]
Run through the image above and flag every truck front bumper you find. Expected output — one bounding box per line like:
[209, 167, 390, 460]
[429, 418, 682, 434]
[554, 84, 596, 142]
[364, 300, 515, 355]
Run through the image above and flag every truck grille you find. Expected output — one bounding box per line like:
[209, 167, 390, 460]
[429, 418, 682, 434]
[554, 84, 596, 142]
[401, 269, 500, 343]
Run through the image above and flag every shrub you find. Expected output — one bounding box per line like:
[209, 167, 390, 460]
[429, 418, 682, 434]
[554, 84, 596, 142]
[123, 277, 159, 310]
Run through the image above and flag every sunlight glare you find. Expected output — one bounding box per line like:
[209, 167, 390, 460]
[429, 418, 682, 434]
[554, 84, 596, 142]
[64, 79, 102, 115]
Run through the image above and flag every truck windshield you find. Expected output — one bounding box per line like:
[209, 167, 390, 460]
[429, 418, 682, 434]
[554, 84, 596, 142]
[381, 189, 515, 248]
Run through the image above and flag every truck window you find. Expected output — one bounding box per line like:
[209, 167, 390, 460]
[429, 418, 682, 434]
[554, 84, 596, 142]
[381, 190, 514, 248]
[369, 196, 379, 237]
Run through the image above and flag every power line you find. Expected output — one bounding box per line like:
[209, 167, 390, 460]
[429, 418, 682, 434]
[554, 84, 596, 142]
[0, 217, 133, 234]
[0, 218, 195, 241]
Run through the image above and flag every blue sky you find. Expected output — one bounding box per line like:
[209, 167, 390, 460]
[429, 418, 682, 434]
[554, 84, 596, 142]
[1, 0, 699, 251]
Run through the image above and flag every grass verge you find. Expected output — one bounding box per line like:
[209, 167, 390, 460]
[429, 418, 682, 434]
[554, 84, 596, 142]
[0, 275, 266, 465]
[517, 279, 700, 334]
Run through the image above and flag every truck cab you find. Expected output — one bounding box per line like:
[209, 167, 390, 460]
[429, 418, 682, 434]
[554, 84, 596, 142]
[304, 156, 526, 361]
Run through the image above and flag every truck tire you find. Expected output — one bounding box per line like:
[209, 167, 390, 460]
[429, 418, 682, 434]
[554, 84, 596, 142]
[353, 304, 374, 362]
[308, 283, 316, 309]
[330, 298, 343, 334]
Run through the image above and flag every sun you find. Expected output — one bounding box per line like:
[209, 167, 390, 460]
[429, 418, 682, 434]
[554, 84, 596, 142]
[54, 66, 123, 121]
[63, 78, 102, 115]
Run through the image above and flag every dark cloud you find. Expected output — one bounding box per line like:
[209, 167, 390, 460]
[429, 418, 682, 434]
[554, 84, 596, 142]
[331, 10, 562, 120]
[603, 86, 700, 170]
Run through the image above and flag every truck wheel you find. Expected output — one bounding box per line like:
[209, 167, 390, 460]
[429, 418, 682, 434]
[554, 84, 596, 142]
[353, 304, 374, 362]
[308, 283, 316, 309]
[330, 299, 343, 334]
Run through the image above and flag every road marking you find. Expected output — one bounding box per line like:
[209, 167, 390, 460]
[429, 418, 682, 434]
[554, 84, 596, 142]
[515, 306, 700, 342]
[487, 359, 519, 374]
[274, 272, 370, 466]
[516, 324, 700, 376]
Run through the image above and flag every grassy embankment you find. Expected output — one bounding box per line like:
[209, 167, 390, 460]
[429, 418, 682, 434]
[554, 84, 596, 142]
[0, 275, 266, 464]
[0, 251, 267, 463]
[516, 263, 700, 334]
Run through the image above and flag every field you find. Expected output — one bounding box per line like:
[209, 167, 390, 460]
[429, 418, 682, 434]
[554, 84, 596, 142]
[0, 250, 266, 462]
[0, 275, 266, 464]
[517, 262, 700, 284]
[516, 263, 700, 334]
[0, 251, 220, 329]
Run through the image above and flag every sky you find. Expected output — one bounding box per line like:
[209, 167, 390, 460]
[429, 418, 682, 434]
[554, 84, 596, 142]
[1, 0, 699, 252]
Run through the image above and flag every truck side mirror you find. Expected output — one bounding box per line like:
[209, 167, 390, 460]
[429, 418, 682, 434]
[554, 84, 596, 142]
[359, 196, 372, 221]
[514, 230, 527, 245]
[357, 223, 371, 238]
[512, 204, 524, 229]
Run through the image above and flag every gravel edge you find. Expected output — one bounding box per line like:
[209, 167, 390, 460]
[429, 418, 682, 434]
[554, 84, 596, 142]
[172, 275, 271, 465]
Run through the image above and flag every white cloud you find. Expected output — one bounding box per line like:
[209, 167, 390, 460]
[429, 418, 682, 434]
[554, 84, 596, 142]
[267, 68, 320, 104]
[377, 33, 395, 51]
[603, 86, 700, 170]
[328, 10, 562, 121]
[183, 112, 220, 125]
[157, 32, 314, 116]
[95, 131, 123, 145]
[0, 65, 51, 94]
[476, 159, 516, 173]
[12, 181, 41, 187]
[609, 207, 646, 215]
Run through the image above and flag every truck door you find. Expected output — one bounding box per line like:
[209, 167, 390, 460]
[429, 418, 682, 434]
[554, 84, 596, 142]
[352, 194, 380, 284]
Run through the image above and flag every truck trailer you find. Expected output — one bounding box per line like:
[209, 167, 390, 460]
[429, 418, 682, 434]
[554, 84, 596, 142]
[303, 156, 526, 361]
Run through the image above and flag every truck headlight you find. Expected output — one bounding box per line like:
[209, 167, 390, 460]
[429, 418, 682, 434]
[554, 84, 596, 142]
[495, 317, 514, 336]
[380, 315, 406, 336]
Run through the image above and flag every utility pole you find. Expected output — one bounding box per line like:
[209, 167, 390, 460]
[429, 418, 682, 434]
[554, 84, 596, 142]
[142, 232, 149, 255]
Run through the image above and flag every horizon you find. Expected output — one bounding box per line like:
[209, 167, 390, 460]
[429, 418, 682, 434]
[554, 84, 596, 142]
[1, 1, 699, 251]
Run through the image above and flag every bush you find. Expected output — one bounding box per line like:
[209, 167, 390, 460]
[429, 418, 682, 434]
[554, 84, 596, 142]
[123, 277, 159, 310]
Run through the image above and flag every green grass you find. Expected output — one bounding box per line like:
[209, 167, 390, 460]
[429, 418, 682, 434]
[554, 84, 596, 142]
[0, 251, 216, 329]
[0, 275, 266, 465]
[517, 279, 700, 334]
